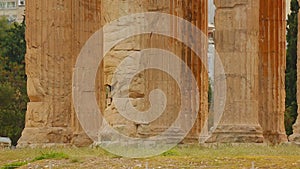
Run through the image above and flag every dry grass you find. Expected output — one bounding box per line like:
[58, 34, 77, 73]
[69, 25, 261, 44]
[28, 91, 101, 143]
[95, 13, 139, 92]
[0, 144, 300, 168]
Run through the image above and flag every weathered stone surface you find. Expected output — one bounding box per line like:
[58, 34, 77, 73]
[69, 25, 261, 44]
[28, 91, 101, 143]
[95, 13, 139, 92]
[96, 0, 208, 144]
[206, 0, 264, 143]
[20, 0, 291, 146]
[18, 0, 75, 147]
[68, 0, 103, 147]
[19, 0, 209, 147]
[258, 0, 288, 144]
[18, 127, 72, 147]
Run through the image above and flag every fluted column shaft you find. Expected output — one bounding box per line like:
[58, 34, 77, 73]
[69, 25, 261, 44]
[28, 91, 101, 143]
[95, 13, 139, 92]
[258, 0, 287, 144]
[207, 0, 264, 143]
[19, 0, 75, 146]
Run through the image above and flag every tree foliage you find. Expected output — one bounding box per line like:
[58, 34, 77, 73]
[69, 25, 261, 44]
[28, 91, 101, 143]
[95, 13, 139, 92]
[0, 17, 26, 64]
[285, 0, 299, 136]
[0, 16, 27, 145]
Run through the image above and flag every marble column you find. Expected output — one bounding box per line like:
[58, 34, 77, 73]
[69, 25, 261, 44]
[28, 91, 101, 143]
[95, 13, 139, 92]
[70, 0, 103, 146]
[206, 0, 264, 143]
[18, 0, 74, 147]
[258, 0, 288, 144]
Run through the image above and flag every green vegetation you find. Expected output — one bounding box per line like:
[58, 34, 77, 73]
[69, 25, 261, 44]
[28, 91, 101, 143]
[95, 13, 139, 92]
[0, 16, 27, 145]
[286, 0, 299, 135]
[2, 161, 27, 169]
[161, 148, 180, 156]
[1, 151, 69, 169]
[0, 17, 26, 64]
[33, 152, 69, 161]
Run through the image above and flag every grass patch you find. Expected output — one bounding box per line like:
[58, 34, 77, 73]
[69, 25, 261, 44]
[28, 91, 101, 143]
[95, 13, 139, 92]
[33, 152, 69, 161]
[1, 151, 69, 169]
[1, 161, 27, 169]
[161, 148, 179, 156]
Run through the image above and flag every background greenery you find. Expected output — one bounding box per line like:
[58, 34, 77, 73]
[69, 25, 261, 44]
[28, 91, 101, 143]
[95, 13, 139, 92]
[285, 0, 299, 135]
[0, 17, 27, 145]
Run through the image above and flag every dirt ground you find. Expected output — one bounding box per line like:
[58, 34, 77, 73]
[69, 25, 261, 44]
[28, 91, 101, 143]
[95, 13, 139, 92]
[1, 144, 300, 169]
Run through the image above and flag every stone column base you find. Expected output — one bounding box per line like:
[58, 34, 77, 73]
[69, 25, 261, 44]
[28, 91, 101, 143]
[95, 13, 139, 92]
[289, 134, 300, 145]
[17, 127, 73, 148]
[205, 125, 264, 143]
[71, 132, 93, 147]
[262, 132, 288, 144]
[289, 123, 300, 145]
[182, 136, 200, 144]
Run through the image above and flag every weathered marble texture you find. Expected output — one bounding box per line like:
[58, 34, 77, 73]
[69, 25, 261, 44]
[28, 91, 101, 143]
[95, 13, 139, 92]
[19, 0, 208, 147]
[18, 0, 290, 146]
[206, 0, 264, 143]
[258, 0, 287, 144]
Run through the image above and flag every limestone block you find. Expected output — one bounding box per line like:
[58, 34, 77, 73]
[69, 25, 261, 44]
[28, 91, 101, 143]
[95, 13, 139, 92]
[71, 132, 94, 147]
[25, 102, 50, 128]
[18, 127, 72, 147]
[289, 122, 300, 144]
[25, 101, 71, 128]
[206, 125, 264, 143]
[51, 101, 72, 128]
[102, 104, 138, 137]
[25, 48, 42, 78]
[27, 78, 46, 102]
